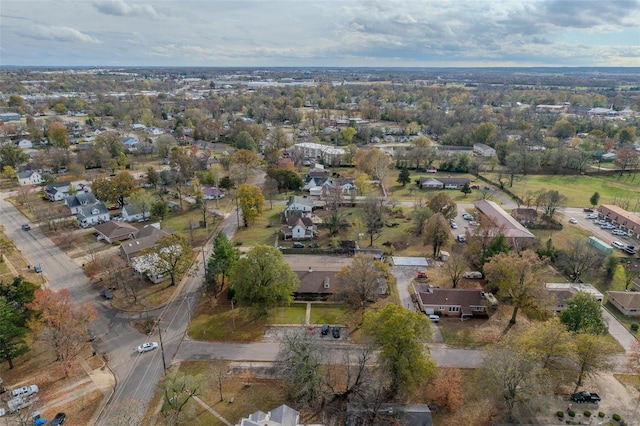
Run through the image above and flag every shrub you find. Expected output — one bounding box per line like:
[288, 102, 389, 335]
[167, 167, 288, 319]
[631, 323, 639, 332]
[612, 413, 621, 421]
[557, 411, 564, 418]
[112, 241, 121, 246]
[568, 409, 575, 417]
[584, 411, 591, 417]
[598, 412, 605, 418]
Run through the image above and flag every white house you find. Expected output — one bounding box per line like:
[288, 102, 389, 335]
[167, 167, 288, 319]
[17, 139, 33, 149]
[147, 127, 164, 136]
[76, 203, 110, 228]
[202, 187, 225, 200]
[16, 170, 42, 186]
[44, 182, 71, 201]
[280, 216, 315, 240]
[284, 196, 315, 218]
[473, 143, 496, 157]
[64, 193, 98, 214]
[122, 204, 151, 222]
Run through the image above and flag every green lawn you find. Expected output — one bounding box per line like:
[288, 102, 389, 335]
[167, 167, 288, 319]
[161, 206, 220, 247]
[604, 301, 640, 337]
[309, 303, 349, 324]
[482, 173, 640, 208]
[270, 303, 307, 324]
[232, 207, 284, 247]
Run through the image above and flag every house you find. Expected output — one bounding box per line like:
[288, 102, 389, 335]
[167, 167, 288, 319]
[354, 248, 384, 260]
[122, 204, 151, 222]
[237, 404, 301, 426]
[147, 127, 164, 136]
[0, 112, 21, 122]
[415, 284, 494, 318]
[436, 146, 473, 157]
[16, 170, 42, 186]
[303, 177, 327, 192]
[346, 404, 432, 426]
[473, 199, 535, 247]
[607, 291, 640, 317]
[202, 187, 225, 200]
[76, 202, 110, 228]
[17, 139, 33, 149]
[293, 270, 338, 300]
[64, 192, 98, 214]
[93, 221, 138, 244]
[426, 165, 437, 173]
[123, 137, 139, 147]
[120, 223, 172, 263]
[44, 181, 71, 201]
[280, 216, 315, 240]
[130, 242, 181, 284]
[473, 143, 496, 157]
[322, 177, 355, 197]
[284, 196, 315, 218]
[545, 283, 604, 313]
[418, 177, 470, 189]
[598, 204, 640, 239]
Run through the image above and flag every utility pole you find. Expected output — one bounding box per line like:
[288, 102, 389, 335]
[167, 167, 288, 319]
[231, 299, 236, 332]
[158, 324, 167, 371]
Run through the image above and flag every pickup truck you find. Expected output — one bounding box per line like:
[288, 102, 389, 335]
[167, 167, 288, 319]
[571, 391, 601, 403]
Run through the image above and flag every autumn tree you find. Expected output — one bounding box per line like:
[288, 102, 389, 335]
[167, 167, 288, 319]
[560, 292, 607, 335]
[555, 238, 604, 282]
[572, 334, 614, 391]
[361, 196, 385, 247]
[423, 213, 451, 258]
[538, 190, 567, 220]
[519, 318, 576, 370]
[334, 253, 392, 310]
[484, 250, 546, 324]
[238, 183, 265, 227]
[92, 171, 137, 207]
[355, 148, 391, 180]
[362, 304, 435, 396]
[204, 232, 239, 299]
[229, 245, 299, 316]
[47, 121, 69, 148]
[427, 192, 457, 220]
[0, 143, 30, 169]
[27, 288, 96, 377]
[140, 234, 194, 286]
[615, 146, 640, 176]
[411, 206, 432, 236]
[445, 252, 467, 288]
[429, 368, 464, 413]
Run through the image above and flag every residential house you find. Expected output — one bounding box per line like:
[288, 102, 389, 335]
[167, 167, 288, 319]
[436, 146, 473, 157]
[607, 291, 640, 317]
[76, 202, 110, 228]
[346, 404, 432, 426]
[120, 223, 172, 263]
[415, 284, 495, 318]
[16, 170, 42, 186]
[293, 270, 338, 300]
[130, 244, 181, 284]
[418, 177, 470, 189]
[473, 143, 496, 157]
[0, 112, 21, 122]
[147, 127, 164, 136]
[64, 192, 98, 214]
[280, 216, 315, 240]
[598, 204, 640, 239]
[94, 221, 138, 244]
[122, 204, 151, 222]
[321, 177, 355, 197]
[545, 283, 604, 313]
[284, 196, 315, 218]
[236, 404, 301, 426]
[202, 187, 225, 200]
[123, 137, 139, 147]
[44, 182, 71, 201]
[17, 139, 33, 149]
[473, 199, 535, 247]
[426, 165, 437, 173]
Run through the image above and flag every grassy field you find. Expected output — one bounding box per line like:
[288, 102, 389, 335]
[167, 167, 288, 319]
[270, 303, 308, 325]
[309, 303, 349, 324]
[231, 207, 284, 247]
[482, 173, 640, 208]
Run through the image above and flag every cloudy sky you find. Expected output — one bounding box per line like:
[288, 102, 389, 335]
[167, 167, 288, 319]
[1, 0, 639, 67]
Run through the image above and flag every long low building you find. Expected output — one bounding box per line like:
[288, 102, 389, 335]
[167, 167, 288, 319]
[598, 204, 640, 239]
[473, 199, 535, 247]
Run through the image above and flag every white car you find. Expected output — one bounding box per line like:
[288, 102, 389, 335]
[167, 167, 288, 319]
[612, 229, 627, 236]
[462, 213, 474, 221]
[612, 241, 626, 250]
[450, 222, 458, 229]
[569, 218, 578, 224]
[137, 342, 159, 353]
[585, 214, 597, 219]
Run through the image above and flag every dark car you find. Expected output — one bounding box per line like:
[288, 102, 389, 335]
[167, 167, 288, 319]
[293, 242, 305, 248]
[87, 329, 96, 342]
[571, 391, 601, 403]
[332, 326, 341, 339]
[101, 289, 114, 300]
[33, 265, 42, 273]
[623, 247, 637, 256]
[583, 208, 595, 212]
[22, 224, 31, 231]
[50, 412, 66, 425]
[321, 324, 330, 335]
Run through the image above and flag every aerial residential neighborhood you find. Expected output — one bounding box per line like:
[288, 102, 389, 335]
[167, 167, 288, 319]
[1, 1, 640, 425]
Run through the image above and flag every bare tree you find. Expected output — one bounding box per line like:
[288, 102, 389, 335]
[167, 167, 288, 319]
[278, 330, 323, 407]
[445, 252, 467, 288]
[334, 253, 391, 309]
[160, 368, 203, 425]
[209, 359, 228, 402]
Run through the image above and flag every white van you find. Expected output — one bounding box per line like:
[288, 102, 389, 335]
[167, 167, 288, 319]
[11, 385, 38, 398]
[428, 315, 440, 323]
[463, 271, 483, 279]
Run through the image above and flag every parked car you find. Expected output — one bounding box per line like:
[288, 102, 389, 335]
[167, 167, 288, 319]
[21, 224, 30, 231]
[87, 329, 96, 342]
[623, 247, 637, 256]
[612, 229, 627, 236]
[456, 235, 466, 243]
[33, 265, 42, 273]
[585, 214, 597, 219]
[332, 327, 341, 339]
[11, 385, 38, 398]
[137, 342, 159, 353]
[292, 242, 305, 248]
[450, 222, 458, 229]
[569, 218, 578, 224]
[462, 213, 473, 220]
[428, 314, 440, 323]
[108, 205, 120, 211]
[583, 208, 595, 213]
[612, 241, 626, 250]
[320, 324, 330, 335]
[601, 224, 615, 230]
[101, 289, 113, 300]
[571, 391, 601, 403]
[594, 220, 606, 226]
[50, 412, 66, 426]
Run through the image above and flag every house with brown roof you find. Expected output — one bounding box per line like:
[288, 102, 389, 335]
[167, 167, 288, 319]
[545, 283, 604, 313]
[94, 221, 139, 244]
[598, 204, 640, 239]
[418, 177, 470, 189]
[607, 291, 640, 317]
[293, 270, 339, 300]
[415, 284, 494, 318]
[473, 200, 535, 247]
[280, 216, 315, 240]
[119, 223, 172, 263]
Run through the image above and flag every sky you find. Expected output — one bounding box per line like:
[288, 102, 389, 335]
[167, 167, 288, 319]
[1, 0, 639, 67]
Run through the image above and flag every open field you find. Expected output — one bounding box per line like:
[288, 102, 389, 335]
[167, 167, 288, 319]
[231, 207, 284, 247]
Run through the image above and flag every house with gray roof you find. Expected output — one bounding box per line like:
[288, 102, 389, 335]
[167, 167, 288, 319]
[122, 204, 151, 222]
[44, 181, 71, 201]
[120, 223, 172, 263]
[17, 170, 42, 186]
[64, 192, 98, 214]
[237, 404, 302, 426]
[473, 199, 535, 247]
[284, 196, 315, 218]
[76, 202, 110, 228]
[94, 221, 138, 244]
[607, 291, 640, 317]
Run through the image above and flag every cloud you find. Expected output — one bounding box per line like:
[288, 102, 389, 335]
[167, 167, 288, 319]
[94, 0, 157, 18]
[21, 25, 101, 44]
